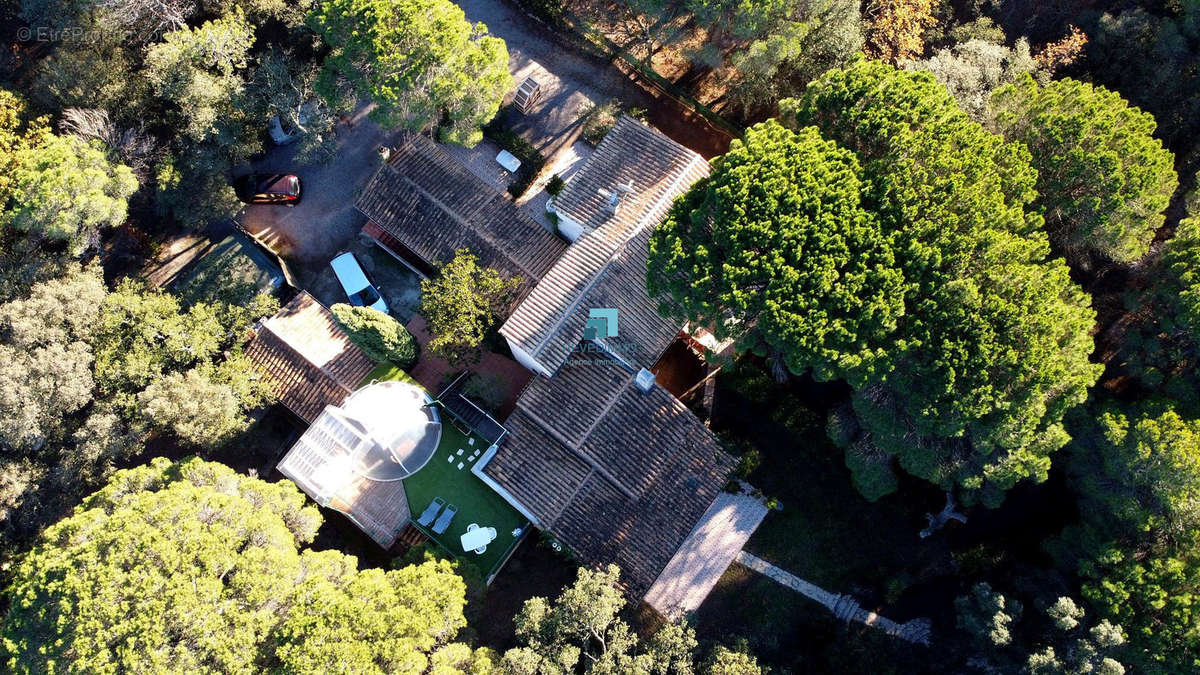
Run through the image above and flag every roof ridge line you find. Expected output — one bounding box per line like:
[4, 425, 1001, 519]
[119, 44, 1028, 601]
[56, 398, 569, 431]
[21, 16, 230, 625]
[571, 369, 635, 455]
[528, 244, 620, 359]
[546, 467, 595, 527]
[527, 151, 707, 363]
[396, 174, 541, 280]
[515, 401, 636, 500]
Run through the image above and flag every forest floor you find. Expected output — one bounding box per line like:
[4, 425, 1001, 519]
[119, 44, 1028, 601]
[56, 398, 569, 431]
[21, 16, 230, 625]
[456, 0, 734, 157]
[692, 360, 1079, 671]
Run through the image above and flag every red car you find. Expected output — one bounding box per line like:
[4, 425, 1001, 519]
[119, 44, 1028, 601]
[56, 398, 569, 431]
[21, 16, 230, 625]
[234, 173, 302, 205]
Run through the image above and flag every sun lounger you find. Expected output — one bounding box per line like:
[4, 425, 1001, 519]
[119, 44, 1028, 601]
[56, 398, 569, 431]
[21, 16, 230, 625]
[432, 503, 458, 534]
[417, 497, 445, 527]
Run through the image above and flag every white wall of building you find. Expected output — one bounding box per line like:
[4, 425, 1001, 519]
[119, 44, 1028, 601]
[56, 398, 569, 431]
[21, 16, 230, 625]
[555, 212, 585, 243]
[506, 338, 553, 378]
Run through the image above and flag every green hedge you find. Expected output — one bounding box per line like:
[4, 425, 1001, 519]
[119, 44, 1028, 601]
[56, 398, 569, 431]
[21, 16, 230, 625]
[330, 304, 418, 369]
[483, 119, 546, 199]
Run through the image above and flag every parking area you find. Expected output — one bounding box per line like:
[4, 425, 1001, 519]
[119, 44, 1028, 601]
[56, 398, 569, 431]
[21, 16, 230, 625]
[238, 102, 397, 275]
[306, 238, 424, 323]
[234, 0, 717, 320]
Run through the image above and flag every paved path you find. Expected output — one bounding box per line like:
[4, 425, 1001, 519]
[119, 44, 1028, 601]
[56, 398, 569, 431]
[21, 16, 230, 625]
[736, 551, 933, 646]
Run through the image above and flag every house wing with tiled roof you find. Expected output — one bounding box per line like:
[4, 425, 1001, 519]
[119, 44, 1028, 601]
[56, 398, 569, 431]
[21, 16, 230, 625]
[499, 117, 708, 376]
[245, 292, 375, 423]
[357, 134, 567, 290]
[480, 353, 739, 600]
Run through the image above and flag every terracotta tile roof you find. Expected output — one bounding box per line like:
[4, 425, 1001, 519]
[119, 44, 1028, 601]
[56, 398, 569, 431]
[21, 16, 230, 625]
[277, 405, 415, 549]
[552, 117, 708, 238]
[500, 117, 708, 374]
[482, 353, 737, 596]
[245, 292, 375, 423]
[482, 408, 592, 524]
[356, 134, 567, 288]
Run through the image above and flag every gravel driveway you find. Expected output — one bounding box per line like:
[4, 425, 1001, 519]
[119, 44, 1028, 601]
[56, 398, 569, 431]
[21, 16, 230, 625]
[238, 103, 398, 282]
[458, 0, 733, 158]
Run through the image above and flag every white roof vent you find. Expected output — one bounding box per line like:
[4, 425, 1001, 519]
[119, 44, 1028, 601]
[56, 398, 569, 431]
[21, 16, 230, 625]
[598, 182, 635, 217]
[634, 368, 656, 393]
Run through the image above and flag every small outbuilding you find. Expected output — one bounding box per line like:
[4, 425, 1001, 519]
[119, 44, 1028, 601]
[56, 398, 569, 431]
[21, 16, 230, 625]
[277, 380, 442, 548]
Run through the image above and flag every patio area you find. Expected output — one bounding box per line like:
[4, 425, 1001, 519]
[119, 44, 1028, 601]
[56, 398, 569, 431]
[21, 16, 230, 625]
[404, 422, 529, 578]
[363, 364, 529, 577]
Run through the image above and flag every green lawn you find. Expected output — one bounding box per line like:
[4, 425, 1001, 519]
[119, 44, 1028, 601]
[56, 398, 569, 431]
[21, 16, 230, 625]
[403, 423, 528, 578]
[361, 362, 420, 388]
[362, 362, 528, 577]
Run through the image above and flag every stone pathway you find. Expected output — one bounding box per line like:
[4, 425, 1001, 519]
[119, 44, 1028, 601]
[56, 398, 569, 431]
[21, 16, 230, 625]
[736, 551, 933, 646]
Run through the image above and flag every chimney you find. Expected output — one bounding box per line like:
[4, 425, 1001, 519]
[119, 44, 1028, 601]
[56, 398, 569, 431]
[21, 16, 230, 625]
[634, 368, 656, 393]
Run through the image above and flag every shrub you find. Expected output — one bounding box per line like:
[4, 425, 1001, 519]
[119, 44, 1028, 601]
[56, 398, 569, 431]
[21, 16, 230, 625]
[520, 0, 565, 26]
[545, 173, 565, 196]
[482, 118, 545, 198]
[462, 373, 507, 414]
[579, 100, 620, 144]
[735, 447, 761, 479]
[330, 303, 417, 368]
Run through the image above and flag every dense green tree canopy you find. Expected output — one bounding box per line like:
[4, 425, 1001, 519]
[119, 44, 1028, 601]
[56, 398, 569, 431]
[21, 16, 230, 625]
[1064, 402, 1200, 672]
[0, 90, 42, 210]
[699, 0, 863, 117]
[270, 553, 471, 673]
[956, 584, 1126, 674]
[648, 119, 904, 383]
[419, 249, 519, 364]
[0, 265, 105, 452]
[989, 75, 1178, 265]
[0, 342, 93, 453]
[1081, 545, 1199, 673]
[144, 13, 256, 143]
[92, 280, 223, 398]
[503, 565, 762, 674]
[662, 60, 1102, 505]
[137, 368, 251, 447]
[1163, 200, 1200, 342]
[309, 0, 512, 146]
[0, 260, 271, 565]
[2, 132, 136, 253]
[1, 458, 473, 673]
[1081, 406, 1200, 538]
[331, 303, 417, 368]
[1105, 187, 1200, 411]
[1085, 3, 1200, 164]
[903, 38, 1039, 121]
[0, 92, 74, 301]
